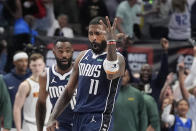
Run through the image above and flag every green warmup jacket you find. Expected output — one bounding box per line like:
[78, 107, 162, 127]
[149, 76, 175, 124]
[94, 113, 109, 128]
[143, 93, 160, 131]
[113, 84, 147, 131]
[0, 75, 12, 129]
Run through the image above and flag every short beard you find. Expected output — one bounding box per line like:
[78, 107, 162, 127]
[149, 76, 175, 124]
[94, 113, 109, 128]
[55, 56, 72, 71]
[90, 40, 106, 54]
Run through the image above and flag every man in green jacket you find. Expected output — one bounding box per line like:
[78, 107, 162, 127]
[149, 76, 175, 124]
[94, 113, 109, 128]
[0, 75, 12, 131]
[113, 70, 147, 131]
[137, 81, 161, 131]
[143, 93, 160, 131]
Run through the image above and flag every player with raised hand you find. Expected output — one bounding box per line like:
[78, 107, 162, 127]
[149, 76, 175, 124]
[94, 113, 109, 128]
[46, 16, 125, 131]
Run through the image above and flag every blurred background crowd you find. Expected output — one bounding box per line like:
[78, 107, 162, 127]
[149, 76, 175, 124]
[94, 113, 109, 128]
[0, 0, 196, 130]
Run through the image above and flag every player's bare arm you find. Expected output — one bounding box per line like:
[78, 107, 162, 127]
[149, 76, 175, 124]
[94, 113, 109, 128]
[46, 50, 86, 130]
[100, 16, 125, 80]
[36, 70, 48, 131]
[13, 81, 30, 131]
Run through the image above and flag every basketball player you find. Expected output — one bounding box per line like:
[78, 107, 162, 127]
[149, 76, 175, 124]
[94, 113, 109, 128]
[36, 40, 75, 131]
[46, 16, 125, 131]
[13, 53, 51, 131]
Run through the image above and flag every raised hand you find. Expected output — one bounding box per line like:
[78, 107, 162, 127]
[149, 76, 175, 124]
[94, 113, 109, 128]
[178, 62, 185, 72]
[160, 38, 169, 51]
[166, 72, 174, 84]
[99, 16, 118, 41]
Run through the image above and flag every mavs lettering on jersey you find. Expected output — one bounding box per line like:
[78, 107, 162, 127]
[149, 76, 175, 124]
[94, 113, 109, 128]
[79, 63, 101, 95]
[79, 64, 101, 78]
[74, 49, 122, 130]
[46, 65, 76, 124]
[49, 85, 65, 98]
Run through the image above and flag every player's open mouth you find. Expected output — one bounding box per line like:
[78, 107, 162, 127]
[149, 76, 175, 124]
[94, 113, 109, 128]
[92, 43, 99, 49]
[60, 60, 68, 64]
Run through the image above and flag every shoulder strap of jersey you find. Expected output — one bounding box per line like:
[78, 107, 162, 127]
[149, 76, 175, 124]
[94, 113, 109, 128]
[78, 49, 90, 64]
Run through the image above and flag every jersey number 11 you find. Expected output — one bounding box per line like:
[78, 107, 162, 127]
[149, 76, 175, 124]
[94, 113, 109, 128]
[89, 79, 99, 95]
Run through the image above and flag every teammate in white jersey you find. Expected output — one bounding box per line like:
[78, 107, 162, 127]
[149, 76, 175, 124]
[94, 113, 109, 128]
[13, 53, 52, 131]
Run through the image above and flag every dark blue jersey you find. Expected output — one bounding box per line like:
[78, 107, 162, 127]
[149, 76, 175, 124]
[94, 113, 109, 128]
[74, 49, 121, 114]
[46, 65, 76, 124]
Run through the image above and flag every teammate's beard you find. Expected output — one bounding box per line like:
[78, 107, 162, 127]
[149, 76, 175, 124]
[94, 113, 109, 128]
[55, 56, 72, 70]
[90, 40, 107, 54]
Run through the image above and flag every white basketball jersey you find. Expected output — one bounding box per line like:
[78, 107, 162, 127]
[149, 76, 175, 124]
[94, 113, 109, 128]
[168, 5, 191, 40]
[23, 78, 52, 126]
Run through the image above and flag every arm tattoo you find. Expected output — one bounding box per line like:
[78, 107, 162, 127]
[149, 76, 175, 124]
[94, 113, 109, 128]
[107, 44, 117, 61]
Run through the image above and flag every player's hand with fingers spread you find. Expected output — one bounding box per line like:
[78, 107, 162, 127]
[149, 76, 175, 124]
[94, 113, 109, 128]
[99, 16, 118, 41]
[46, 118, 59, 131]
[160, 37, 169, 51]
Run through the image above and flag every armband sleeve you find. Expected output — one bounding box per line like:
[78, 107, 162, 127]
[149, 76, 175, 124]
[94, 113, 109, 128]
[103, 59, 119, 74]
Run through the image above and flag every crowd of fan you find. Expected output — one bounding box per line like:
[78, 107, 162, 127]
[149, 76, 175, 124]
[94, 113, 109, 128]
[0, 0, 196, 131]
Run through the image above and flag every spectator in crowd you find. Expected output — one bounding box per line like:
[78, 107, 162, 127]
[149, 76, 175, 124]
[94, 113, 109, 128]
[54, 14, 74, 38]
[136, 83, 161, 131]
[53, 0, 79, 24]
[33, 0, 56, 36]
[113, 69, 147, 131]
[3, 51, 31, 129]
[0, 75, 12, 131]
[4, 0, 38, 48]
[161, 99, 196, 130]
[159, 73, 175, 104]
[191, 1, 196, 37]
[184, 46, 196, 89]
[168, 0, 195, 40]
[136, 38, 169, 104]
[144, 93, 161, 131]
[21, 0, 46, 18]
[159, 73, 177, 131]
[161, 98, 171, 131]
[142, 0, 171, 39]
[2, 0, 38, 72]
[0, 1, 8, 27]
[0, 40, 7, 74]
[80, 0, 109, 36]
[104, 0, 119, 21]
[13, 53, 51, 131]
[116, 0, 142, 38]
[178, 60, 196, 123]
[116, 34, 139, 83]
[161, 96, 176, 131]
